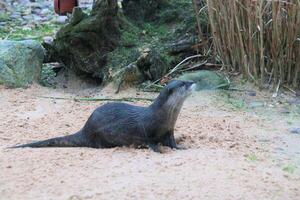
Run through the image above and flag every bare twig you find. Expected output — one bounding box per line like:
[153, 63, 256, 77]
[146, 54, 205, 88]
[272, 80, 281, 98]
[282, 85, 296, 95]
[180, 60, 207, 72]
[38, 96, 154, 102]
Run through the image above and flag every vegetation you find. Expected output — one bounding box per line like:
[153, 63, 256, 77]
[0, 22, 59, 41]
[195, 0, 300, 89]
[283, 164, 297, 174]
[40, 64, 57, 87]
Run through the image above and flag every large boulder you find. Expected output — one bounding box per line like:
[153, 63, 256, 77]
[0, 40, 44, 87]
[178, 70, 229, 90]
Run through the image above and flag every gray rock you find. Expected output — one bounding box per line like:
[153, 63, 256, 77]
[136, 49, 168, 81]
[248, 101, 265, 108]
[289, 128, 300, 134]
[32, 14, 43, 22]
[55, 16, 68, 24]
[43, 36, 54, 44]
[178, 70, 229, 91]
[10, 13, 21, 19]
[0, 40, 44, 87]
[22, 15, 33, 21]
[247, 91, 256, 96]
[40, 8, 50, 15]
[29, 2, 42, 9]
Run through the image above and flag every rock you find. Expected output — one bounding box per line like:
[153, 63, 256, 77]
[32, 14, 43, 22]
[136, 49, 168, 81]
[55, 16, 68, 24]
[40, 8, 50, 15]
[0, 13, 10, 22]
[248, 101, 265, 108]
[168, 35, 197, 54]
[0, 40, 44, 87]
[247, 90, 256, 96]
[122, 0, 162, 22]
[22, 15, 33, 21]
[43, 36, 54, 44]
[10, 13, 21, 20]
[279, 107, 290, 114]
[178, 70, 229, 90]
[29, 2, 42, 9]
[289, 128, 300, 134]
[113, 62, 143, 93]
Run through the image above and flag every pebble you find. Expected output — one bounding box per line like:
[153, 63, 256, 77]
[248, 101, 265, 108]
[43, 36, 54, 44]
[247, 91, 256, 96]
[55, 16, 68, 24]
[1, 0, 94, 39]
[40, 8, 50, 15]
[33, 15, 43, 21]
[22, 15, 33, 21]
[288, 128, 300, 134]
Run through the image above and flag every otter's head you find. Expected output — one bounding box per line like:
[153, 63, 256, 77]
[150, 80, 196, 110]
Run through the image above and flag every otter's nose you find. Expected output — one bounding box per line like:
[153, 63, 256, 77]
[185, 81, 195, 89]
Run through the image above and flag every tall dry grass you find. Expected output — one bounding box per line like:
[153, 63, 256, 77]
[203, 0, 300, 89]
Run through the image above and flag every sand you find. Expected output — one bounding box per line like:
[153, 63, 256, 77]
[1, 83, 299, 200]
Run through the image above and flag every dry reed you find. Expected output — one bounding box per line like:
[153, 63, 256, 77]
[202, 0, 300, 89]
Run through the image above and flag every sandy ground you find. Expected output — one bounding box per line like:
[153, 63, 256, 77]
[0, 82, 300, 200]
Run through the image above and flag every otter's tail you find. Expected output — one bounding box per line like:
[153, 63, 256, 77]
[10, 131, 89, 148]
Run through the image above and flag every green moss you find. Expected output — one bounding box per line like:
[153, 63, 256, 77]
[120, 30, 139, 47]
[282, 164, 297, 174]
[91, 0, 202, 83]
[0, 23, 60, 41]
[107, 47, 139, 71]
[245, 154, 258, 162]
[40, 64, 57, 87]
[0, 13, 10, 22]
[220, 91, 246, 110]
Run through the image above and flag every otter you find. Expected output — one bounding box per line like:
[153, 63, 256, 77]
[12, 80, 196, 152]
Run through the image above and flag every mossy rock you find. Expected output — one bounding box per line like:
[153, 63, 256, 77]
[0, 40, 44, 87]
[46, 0, 205, 86]
[122, 0, 168, 23]
[137, 49, 168, 81]
[49, 2, 120, 81]
[178, 70, 229, 90]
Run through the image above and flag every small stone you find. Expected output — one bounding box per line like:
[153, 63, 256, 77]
[33, 15, 43, 22]
[247, 91, 256, 96]
[55, 16, 68, 24]
[10, 13, 21, 19]
[40, 8, 50, 15]
[248, 101, 265, 108]
[29, 2, 42, 9]
[289, 128, 300, 134]
[22, 15, 33, 21]
[43, 36, 54, 44]
[22, 26, 32, 31]
[280, 107, 290, 114]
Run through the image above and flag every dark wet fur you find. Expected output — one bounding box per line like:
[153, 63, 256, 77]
[11, 80, 195, 152]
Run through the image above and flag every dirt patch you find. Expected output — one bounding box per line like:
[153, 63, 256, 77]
[0, 84, 300, 200]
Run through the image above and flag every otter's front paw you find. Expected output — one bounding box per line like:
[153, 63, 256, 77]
[174, 145, 187, 150]
[148, 143, 162, 153]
